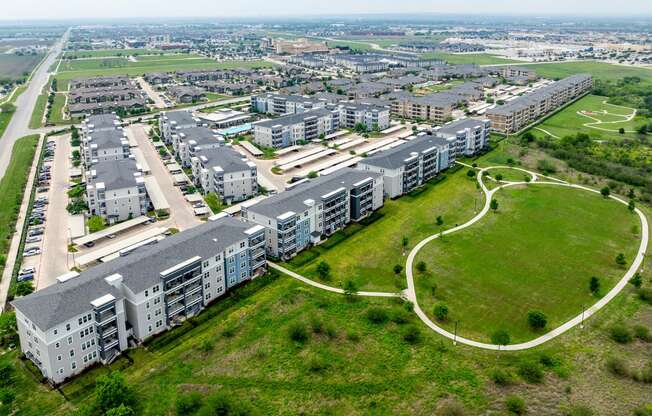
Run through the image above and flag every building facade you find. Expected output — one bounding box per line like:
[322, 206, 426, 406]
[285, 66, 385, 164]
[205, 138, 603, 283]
[191, 146, 258, 204]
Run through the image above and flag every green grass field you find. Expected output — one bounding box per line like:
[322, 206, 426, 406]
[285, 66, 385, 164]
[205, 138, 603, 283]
[284, 168, 483, 292]
[530, 94, 649, 140]
[486, 168, 532, 182]
[521, 61, 652, 84]
[414, 184, 640, 343]
[46, 93, 68, 124]
[420, 52, 521, 65]
[63, 48, 171, 59]
[0, 54, 43, 81]
[0, 135, 39, 275]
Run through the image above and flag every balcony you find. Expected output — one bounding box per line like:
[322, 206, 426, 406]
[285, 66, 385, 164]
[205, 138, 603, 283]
[103, 336, 119, 350]
[166, 293, 184, 306]
[185, 284, 202, 297]
[186, 294, 202, 308]
[168, 304, 185, 317]
[101, 325, 118, 338]
[96, 309, 116, 325]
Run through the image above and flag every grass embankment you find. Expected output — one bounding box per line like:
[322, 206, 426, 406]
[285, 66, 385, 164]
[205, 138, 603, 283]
[285, 166, 482, 292]
[0, 135, 39, 276]
[421, 52, 521, 65]
[414, 184, 641, 343]
[521, 61, 652, 84]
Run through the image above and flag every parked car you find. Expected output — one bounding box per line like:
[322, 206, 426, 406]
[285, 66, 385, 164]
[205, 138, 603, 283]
[37, 187, 49, 193]
[20, 266, 36, 275]
[83, 241, 95, 248]
[17, 273, 34, 282]
[25, 236, 42, 243]
[23, 248, 41, 257]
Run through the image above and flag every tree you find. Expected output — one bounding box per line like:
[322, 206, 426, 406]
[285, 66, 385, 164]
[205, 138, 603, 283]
[495, 173, 503, 181]
[629, 273, 642, 288]
[436, 216, 444, 227]
[401, 236, 408, 249]
[14, 281, 34, 297]
[589, 276, 600, 294]
[619, 127, 625, 134]
[466, 169, 476, 178]
[629, 200, 636, 212]
[615, 253, 627, 266]
[316, 261, 331, 280]
[527, 310, 547, 330]
[88, 215, 106, 233]
[0, 312, 17, 347]
[491, 329, 510, 345]
[490, 198, 499, 212]
[433, 304, 448, 321]
[637, 124, 648, 135]
[600, 187, 610, 198]
[416, 261, 427, 273]
[95, 372, 136, 415]
[343, 279, 358, 297]
[393, 264, 404, 275]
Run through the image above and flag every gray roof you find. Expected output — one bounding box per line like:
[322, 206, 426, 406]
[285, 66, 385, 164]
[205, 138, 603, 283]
[254, 108, 336, 129]
[85, 114, 121, 131]
[89, 129, 126, 151]
[195, 146, 252, 173]
[360, 134, 450, 170]
[177, 127, 220, 145]
[89, 158, 141, 190]
[11, 216, 255, 331]
[436, 118, 489, 136]
[247, 168, 381, 219]
[163, 110, 199, 128]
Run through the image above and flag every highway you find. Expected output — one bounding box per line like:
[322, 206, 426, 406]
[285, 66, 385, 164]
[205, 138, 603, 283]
[0, 31, 67, 183]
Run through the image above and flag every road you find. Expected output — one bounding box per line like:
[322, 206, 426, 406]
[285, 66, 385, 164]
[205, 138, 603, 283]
[0, 31, 67, 184]
[136, 77, 168, 109]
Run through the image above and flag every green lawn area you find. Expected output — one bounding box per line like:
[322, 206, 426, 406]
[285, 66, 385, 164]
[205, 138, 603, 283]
[414, 79, 464, 95]
[414, 184, 641, 343]
[0, 110, 12, 138]
[530, 94, 649, 140]
[420, 52, 521, 65]
[54, 59, 274, 87]
[0, 135, 39, 276]
[486, 168, 532, 182]
[284, 168, 483, 292]
[521, 61, 652, 84]
[63, 48, 171, 58]
[46, 93, 69, 124]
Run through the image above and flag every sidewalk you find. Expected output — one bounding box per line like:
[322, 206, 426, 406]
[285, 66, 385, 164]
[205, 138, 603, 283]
[0, 134, 44, 312]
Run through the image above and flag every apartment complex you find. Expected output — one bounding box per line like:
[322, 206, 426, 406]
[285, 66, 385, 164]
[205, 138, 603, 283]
[253, 107, 340, 148]
[68, 76, 147, 116]
[191, 146, 258, 204]
[486, 74, 593, 133]
[85, 158, 149, 224]
[11, 215, 267, 385]
[250, 93, 327, 115]
[171, 126, 225, 167]
[356, 134, 454, 198]
[242, 168, 384, 259]
[433, 118, 492, 157]
[159, 110, 201, 144]
[80, 114, 129, 167]
[389, 93, 458, 124]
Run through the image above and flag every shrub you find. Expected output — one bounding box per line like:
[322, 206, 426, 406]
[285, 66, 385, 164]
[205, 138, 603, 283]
[416, 261, 427, 273]
[610, 324, 633, 344]
[633, 325, 652, 342]
[391, 310, 411, 325]
[518, 361, 544, 383]
[606, 356, 629, 377]
[490, 368, 514, 386]
[466, 169, 476, 178]
[176, 391, 203, 416]
[196, 392, 255, 416]
[639, 288, 652, 305]
[433, 304, 449, 321]
[366, 307, 389, 324]
[567, 405, 594, 416]
[491, 329, 510, 345]
[0, 362, 14, 386]
[316, 261, 331, 280]
[307, 355, 330, 373]
[343, 279, 358, 297]
[310, 318, 324, 334]
[527, 310, 547, 330]
[630, 273, 643, 288]
[288, 322, 309, 343]
[346, 331, 360, 342]
[393, 264, 403, 274]
[505, 395, 525, 415]
[615, 253, 627, 266]
[402, 325, 421, 344]
[589, 276, 600, 295]
[198, 339, 214, 352]
[0, 388, 15, 407]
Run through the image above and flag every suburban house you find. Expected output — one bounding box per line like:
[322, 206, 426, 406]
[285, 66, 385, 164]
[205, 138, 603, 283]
[190, 145, 258, 204]
[242, 168, 384, 259]
[11, 214, 267, 385]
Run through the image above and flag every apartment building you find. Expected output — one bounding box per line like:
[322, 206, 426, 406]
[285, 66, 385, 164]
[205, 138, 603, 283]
[11, 215, 267, 385]
[167, 86, 206, 104]
[81, 128, 130, 167]
[242, 168, 384, 259]
[337, 103, 390, 131]
[433, 118, 491, 157]
[171, 126, 225, 167]
[191, 146, 258, 204]
[486, 74, 593, 134]
[250, 93, 327, 115]
[357, 133, 454, 198]
[159, 110, 201, 144]
[85, 158, 149, 224]
[494, 66, 538, 81]
[390, 93, 459, 124]
[253, 107, 340, 149]
[68, 77, 146, 116]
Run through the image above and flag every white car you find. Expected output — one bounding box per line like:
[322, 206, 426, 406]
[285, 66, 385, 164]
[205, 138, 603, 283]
[23, 248, 41, 257]
[25, 236, 42, 243]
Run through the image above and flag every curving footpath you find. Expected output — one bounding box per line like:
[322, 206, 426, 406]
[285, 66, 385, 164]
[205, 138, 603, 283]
[266, 165, 648, 351]
[405, 165, 649, 350]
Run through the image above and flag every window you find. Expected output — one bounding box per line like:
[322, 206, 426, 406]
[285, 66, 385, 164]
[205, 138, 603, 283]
[154, 297, 160, 305]
[69, 350, 75, 358]
[240, 242, 245, 249]
[55, 342, 60, 349]
[204, 282, 210, 289]
[53, 329, 58, 335]
[67, 336, 73, 345]
[148, 325, 152, 333]
[71, 362, 77, 370]
[153, 285, 159, 293]
[203, 261, 209, 268]
[78, 318, 82, 325]
[58, 368, 64, 375]
[145, 290, 149, 297]
[57, 355, 62, 361]
[203, 272, 209, 279]
[66, 323, 71, 331]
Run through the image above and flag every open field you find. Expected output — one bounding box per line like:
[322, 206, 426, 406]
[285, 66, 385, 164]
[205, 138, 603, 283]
[46, 93, 69, 124]
[54, 58, 273, 90]
[0, 135, 39, 276]
[0, 54, 43, 81]
[521, 61, 652, 84]
[414, 184, 641, 343]
[414, 79, 464, 95]
[530, 94, 649, 140]
[58, 55, 215, 72]
[284, 167, 482, 292]
[421, 52, 521, 65]
[63, 48, 171, 58]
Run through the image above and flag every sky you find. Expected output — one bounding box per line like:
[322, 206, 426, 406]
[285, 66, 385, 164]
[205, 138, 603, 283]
[3, 0, 652, 20]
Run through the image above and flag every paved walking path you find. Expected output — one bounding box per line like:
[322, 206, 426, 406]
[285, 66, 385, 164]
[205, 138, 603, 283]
[268, 164, 649, 351]
[404, 165, 649, 350]
[576, 100, 638, 133]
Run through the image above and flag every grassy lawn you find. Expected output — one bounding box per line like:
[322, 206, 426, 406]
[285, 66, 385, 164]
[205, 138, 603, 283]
[531, 94, 649, 140]
[420, 52, 522, 65]
[63, 49, 171, 59]
[0, 135, 39, 275]
[414, 184, 641, 343]
[521, 61, 652, 84]
[284, 167, 483, 292]
[46, 93, 69, 125]
[54, 59, 273, 85]
[486, 167, 532, 182]
[0, 110, 12, 138]
[414, 79, 464, 95]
